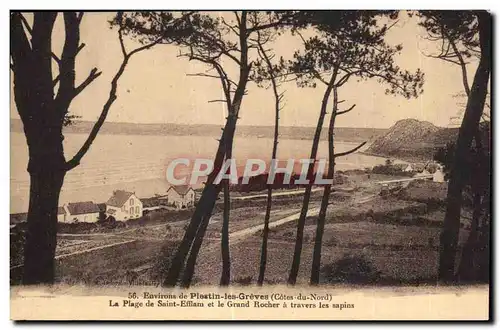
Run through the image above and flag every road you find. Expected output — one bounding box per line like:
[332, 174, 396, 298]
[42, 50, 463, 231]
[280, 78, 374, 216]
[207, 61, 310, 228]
[231, 187, 323, 200]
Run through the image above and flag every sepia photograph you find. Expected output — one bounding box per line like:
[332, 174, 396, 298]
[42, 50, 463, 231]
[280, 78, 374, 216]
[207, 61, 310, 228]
[9, 8, 492, 321]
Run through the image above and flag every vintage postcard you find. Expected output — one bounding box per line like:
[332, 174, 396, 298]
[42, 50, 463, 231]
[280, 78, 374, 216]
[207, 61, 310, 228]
[10, 10, 491, 321]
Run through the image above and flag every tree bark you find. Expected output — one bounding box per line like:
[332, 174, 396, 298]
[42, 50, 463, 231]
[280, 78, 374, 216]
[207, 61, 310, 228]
[310, 87, 338, 285]
[257, 38, 281, 286]
[220, 158, 232, 286]
[456, 189, 481, 282]
[180, 194, 220, 287]
[257, 186, 273, 285]
[23, 167, 66, 284]
[288, 74, 337, 285]
[438, 11, 491, 282]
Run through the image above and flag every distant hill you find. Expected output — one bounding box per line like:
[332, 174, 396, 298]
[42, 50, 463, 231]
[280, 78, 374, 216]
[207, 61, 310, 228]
[10, 119, 386, 143]
[365, 119, 459, 161]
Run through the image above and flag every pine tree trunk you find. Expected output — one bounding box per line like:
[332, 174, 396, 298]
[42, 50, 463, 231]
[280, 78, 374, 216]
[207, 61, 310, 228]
[476, 203, 490, 283]
[257, 186, 273, 285]
[181, 123, 237, 288]
[257, 57, 280, 286]
[180, 200, 218, 287]
[288, 77, 336, 285]
[220, 167, 231, 286]
[164, 120, 232, 286]
[164, 13, 250, 287]
[310, 88, 338, 285]
[457, 190, 481, 282]
[23, 169, 65, 284]
[22, 127, 67, 285]
[438, 12, 491, 282]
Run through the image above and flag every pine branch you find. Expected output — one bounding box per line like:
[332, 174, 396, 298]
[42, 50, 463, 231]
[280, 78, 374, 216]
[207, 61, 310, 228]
[74, 68, 102, 97]
[336, 104, 356, 115]
[334, 141, 367, 158]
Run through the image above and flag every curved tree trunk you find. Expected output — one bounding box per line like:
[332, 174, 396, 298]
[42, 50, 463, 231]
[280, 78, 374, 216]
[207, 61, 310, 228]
[181, 198, 219, 287]
[288, 75, 336, 285]
[438, 11, 491, 282]
[310, 88, 338, 285]
[165, 117, 233, 287]
[180, 116, 238, 288]
[165, 12, 250, 287]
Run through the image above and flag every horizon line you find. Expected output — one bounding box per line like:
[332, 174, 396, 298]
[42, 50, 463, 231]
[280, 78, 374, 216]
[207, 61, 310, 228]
[10, 118, 458, 130]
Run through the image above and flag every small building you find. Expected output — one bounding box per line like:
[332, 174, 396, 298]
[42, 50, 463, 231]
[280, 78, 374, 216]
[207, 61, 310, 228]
[63, 202, 100, 223]
[403, 164, 414, 172]
[57, 207, 67, 222]
[433, 167, 446, 183]
[164, 185, 196, 209]
[106, 190, 143, 221]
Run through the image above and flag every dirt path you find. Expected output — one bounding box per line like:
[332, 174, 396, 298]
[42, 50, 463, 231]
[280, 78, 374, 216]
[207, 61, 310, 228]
[201, 192, 377, 252]
[231, 187, 323, 200]
[57, 221, 184, 238]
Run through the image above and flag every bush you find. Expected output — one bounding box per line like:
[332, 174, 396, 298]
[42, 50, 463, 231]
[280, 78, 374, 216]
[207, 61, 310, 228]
[320, 254, 381, 284]
[372, 164, 414, 177]
[57, 222, 99, 234]
[98, 215, 116, 228]
[149, 243, 176, 282]
[233, 276, 253, 286]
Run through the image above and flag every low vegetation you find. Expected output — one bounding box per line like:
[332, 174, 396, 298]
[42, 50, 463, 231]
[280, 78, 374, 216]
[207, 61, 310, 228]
[320, 254, 382, 284]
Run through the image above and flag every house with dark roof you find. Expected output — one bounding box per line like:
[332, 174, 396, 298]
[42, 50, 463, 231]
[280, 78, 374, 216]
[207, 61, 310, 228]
[63, 202, 100, 223]
[57, 207, 67, 222]
[12, 207, 67, 224]
[106, 190, 143, 221]
[163, 185, 195, 209]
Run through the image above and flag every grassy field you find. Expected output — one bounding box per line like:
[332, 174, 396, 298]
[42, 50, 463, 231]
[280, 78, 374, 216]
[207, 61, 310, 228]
[54, 239, 177, 285]
[187, 218, 470, 286]
[188, 237, 442, 286]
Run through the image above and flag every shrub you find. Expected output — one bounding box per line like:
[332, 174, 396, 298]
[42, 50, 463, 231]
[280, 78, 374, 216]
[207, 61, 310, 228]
[372, 164, 414, 177]
[320, 254, 381, 284]
[233, 276, 253, 286]
[149, 242, 177, 282]
[57, 222, 99, 234]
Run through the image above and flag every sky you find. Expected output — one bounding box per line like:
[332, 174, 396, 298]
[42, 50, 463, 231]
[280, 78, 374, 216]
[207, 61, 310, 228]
[10, 11, 479, 129]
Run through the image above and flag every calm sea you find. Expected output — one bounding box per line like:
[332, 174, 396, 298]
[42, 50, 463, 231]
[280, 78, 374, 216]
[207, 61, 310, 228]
[10, 132, 390, 213]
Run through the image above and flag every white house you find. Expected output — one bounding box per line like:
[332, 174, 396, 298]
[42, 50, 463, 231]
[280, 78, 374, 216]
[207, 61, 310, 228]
[63, 202, 100, 223]
[164, 185, 196, 209]
[403, 164, 414, 172]
[106, 190, 143, 221]
[433, 167, 446, 183]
